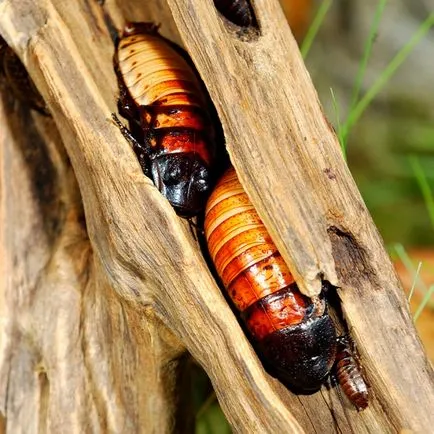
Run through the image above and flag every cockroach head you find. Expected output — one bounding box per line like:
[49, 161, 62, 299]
[260, 315, 337, 392]
[151, 153, 212, 218]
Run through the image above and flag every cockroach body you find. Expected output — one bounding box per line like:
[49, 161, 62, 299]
[334, 335, 369, 410]
[114, 22, 215, 217]
[204, 167, 369, 405]
[213, 0, 255, 27]
[204, 167, 337, 391]
[0, 36, 48, 115]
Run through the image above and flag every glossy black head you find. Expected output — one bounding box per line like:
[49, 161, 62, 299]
[259, 314, 337, 392]
[151, 153, 211, 217]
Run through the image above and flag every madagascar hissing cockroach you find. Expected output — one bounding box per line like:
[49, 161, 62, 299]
[334, 335, 369, 410]
[204, 166, 369, 406]
[113, 22, 215, 218]
[0, 36, 49, 115]
[205, 166, 337, 391]
[213, 0, 255, 27]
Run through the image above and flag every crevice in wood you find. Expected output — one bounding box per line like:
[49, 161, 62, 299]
[0, 413, 5, 433]
[319, 388, 342, 434]
[297, 396, 318, 434]
[37, 369, 49, 434]
[327, 226, 379, 289]
[6, 113, 61, 237]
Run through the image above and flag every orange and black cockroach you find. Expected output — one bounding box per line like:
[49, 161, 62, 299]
[0, 36, 49, 115]
[113, 22, 216, 217]
[334, 335, 369, 410]
[204, 166, 369, 406]
[205, 166, 337, 391]
[213, 0, 256, 27]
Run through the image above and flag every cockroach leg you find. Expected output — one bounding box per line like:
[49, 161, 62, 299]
[111, 113, 151, 175]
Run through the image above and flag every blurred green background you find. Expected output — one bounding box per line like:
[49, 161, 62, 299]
[195, 0, 434, 431]
[307, 0, 434, 247]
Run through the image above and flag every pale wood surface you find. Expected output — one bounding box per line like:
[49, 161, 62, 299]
[0, 0, 433, 433]
[0, 90, 191, 433]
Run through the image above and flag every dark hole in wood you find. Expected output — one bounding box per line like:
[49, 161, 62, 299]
[213, 0, 260, 37]
[327, 225, 379, 290]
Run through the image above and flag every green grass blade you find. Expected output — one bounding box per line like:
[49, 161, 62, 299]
[394, 243, 434, 310]
[341, 0, 388, 146]
[300, 0, 333, 59]
[393, 243, 429, 294]
[344, 12, 434, 137]
[414, 285, 434, 322]
[349, 0, 387, 110]
[409, 155, 434, 230]
[330, 87, 345, 158]
[394, 243, 419, 278]
[408, 261, 422, 303]
[196, 392, 217, 420]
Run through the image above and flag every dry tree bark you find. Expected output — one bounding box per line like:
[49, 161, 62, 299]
[0, 63, 191, 433]
[0, 0, 433, 433]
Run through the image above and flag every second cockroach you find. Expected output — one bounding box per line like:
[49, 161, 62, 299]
[113, 22, 216, 218]
[204, 166, 369, 408]
[334, 335, 369, 410]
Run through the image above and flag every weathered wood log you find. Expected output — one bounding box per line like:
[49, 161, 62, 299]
[165, 0, 434, 429]
[0, 0, 433, 433]
[0, 86, 192, 432]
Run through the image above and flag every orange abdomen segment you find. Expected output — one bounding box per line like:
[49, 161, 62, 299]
[117, 29, 211, 164]
[118, 34, 203, 107]
[205, 167, 308, 339]
[147, 131, 212, 165]
[281, 0, 313, 42]
[242, 285, 308, 339]
[142, 106, 206, 131]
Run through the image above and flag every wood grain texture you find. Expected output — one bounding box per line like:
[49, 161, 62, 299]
[0, 89, 190, 433]
[0, 0, 433, 432]
[165, 0, 434, 431]
[0, 1, 303, 432]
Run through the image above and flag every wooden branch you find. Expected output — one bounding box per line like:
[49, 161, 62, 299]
[164, 0, 434, 430]
[0, 0, 433, 432]
[0, 90, 192, 432]
[0, 1, 304, 432]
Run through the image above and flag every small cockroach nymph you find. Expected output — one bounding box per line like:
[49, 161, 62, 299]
[213, 0, 256, 28]
[113, 22, 216, 217]
[0, 36, 49, 115]
[204, 166, 369, 407]
[334, 335, 369, 410]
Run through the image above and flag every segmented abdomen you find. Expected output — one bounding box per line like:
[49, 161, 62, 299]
[335, 338, 369, 410]
[205, 167, 309, 339]
[205, 167, 338, 391]
[117, 26, 211, 164]
[118, 32, 202, 107]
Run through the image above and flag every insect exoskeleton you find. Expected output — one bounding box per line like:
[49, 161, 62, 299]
[213, 0, 255, 27]
[204, 166, 337, 391]
[334, 335, 369, 410]
[114, 22, 215, 217]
